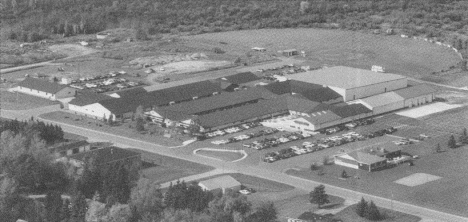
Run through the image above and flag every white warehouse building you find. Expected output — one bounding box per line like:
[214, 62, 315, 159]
[288, 66, 408, 102]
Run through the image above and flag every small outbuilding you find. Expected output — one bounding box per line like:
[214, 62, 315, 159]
[198, 175, 241, 194]
[282, 49, 298, 57]
[13, 77, 77, 101]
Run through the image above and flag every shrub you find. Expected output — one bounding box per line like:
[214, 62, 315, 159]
[212, 47, 225, 54]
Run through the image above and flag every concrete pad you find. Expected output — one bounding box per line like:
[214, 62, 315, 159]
[396, 102, 463, 118]
[394, 173, 441, 187]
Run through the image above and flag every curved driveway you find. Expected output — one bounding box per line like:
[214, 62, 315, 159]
[1, 108, 467, 222]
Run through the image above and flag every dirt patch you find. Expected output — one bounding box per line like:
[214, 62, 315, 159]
[146, 60, 232, 84]
[49, 44, 97, 58]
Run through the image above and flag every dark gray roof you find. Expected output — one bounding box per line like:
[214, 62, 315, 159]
[262, 80, 342, 102]
[147, 80, 222, 106]
[329, 103, 371, 118]
[159, 87, 267, 117]
[114, 87, 147, 98]
[219, 72, 261, 84]
[17, 77, 68, 94]
[69, 91, 112, 106]
[196, 98, 288, 128]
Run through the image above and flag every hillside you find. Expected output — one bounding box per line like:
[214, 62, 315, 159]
[1, 0, 468, 54]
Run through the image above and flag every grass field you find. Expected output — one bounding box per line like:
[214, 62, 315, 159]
[133, 149, 214, 184]
[196, 173, 295, 193]
[334, 204, 421, 222]
[196, 149, 244, 162]
[184, 29, 461, 83]
[0, 89, 58, 110]
[39, 111, 183, 146]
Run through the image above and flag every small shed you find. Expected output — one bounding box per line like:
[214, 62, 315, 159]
[282, 49, 298, 57]
[198, 175, 241, 194]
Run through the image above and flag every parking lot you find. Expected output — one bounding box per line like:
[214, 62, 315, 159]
[68, 71, 144, 93]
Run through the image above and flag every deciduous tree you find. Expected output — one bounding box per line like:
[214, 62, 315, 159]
[309, 184, 329, 208]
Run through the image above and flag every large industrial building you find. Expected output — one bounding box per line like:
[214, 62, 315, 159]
[288, 66, 408, 101]
[61, 66, 436, 132]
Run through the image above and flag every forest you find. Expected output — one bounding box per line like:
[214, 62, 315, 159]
[1, 0, 468, 45]
[0, 118, 278, 222]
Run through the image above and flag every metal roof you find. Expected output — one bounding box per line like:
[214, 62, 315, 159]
[359, 92, 404, 108]
[198, 175, 241, 190]
[17, 77, 68, 94]
[347, 151, 387, 165]
[288, 66, 406, 89]
[393, 84, 436, 99]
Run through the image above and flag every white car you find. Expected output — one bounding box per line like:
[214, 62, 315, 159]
[239, 189, 251, 195]
[276, 127, 286, 131]
[278, 137, 290, 143]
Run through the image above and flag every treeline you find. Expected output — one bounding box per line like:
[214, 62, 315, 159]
[1, 0, 468, 45]
[0, 118, 64, 144]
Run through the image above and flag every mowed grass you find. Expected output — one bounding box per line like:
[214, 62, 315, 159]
[184, 29, 460, 79]
[133, 149, 214, 184]
[335, 204, 421, 222]
[196, 149, 244, 162]
[0, 90, 58, 110]
[196, 173, 295, 193]
[39, 111, 182, 146]
[282, 107, 468, 217]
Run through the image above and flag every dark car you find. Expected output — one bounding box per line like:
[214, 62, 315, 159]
[385, 127, 397, 134]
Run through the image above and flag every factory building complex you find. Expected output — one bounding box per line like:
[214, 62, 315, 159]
[14, 66, 436, 133]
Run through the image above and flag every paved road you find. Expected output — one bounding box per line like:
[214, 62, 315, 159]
[1, 108, 466, 222]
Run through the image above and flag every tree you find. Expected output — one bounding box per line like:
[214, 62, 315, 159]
[135, 28, 149, 41]
[130, 178, 164, 217]
[45, 191, 63, 222]
[70, 192, 87, 222]
[61, 199, 71, 222]
[341, 170, 348, 178]
[459, 128, 468, 144]
[365, 201, 382, 221]
[310, 162, 319, 171]
[136, 117, 145, 132]
[248, 201, 277, 222]
[299, 1, 310, 14]
[448, 134, 457, 148]
[309, 184, 328, 208]
[135, 105, 144, 119]
[355, 197, 368, 217]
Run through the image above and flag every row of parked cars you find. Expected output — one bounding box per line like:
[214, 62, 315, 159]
[320, 118, 375, 135]
[262, 127, 398, 163]
[211, 127, 278, 145]
[206, 122, 260, 139]
[69, 71, 143, 93]
[242, 131, 313, 150]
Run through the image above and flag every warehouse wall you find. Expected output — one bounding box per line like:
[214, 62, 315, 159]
[344, 78, 408, 101]
[404, 94, 434, 107]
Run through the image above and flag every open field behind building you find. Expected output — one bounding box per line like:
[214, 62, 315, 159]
[184, 29, 463, 85]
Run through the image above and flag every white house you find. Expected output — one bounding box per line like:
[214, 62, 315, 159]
[198, 175, 241, 194]
[12, 77, 76, 101]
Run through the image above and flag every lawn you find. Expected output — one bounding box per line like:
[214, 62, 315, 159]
[195, 173, 295, 193]
[184, 29, 461, 85]
[334, 204, 421, 222]
[133, 149, 214, 184]
[0, 89, 58, 110]
[196, 149, 244, 162]
[39, 111, 183, 146]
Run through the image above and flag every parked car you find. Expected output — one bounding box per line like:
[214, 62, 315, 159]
[385, 127, 397, 134]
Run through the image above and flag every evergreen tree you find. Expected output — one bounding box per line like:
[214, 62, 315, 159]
[309, 184, 329, 208]
[365, 201, 382, 221]
[136, 117, 145, 132]
[448, 134, 457, 148]
[355, 197, 368, 217]
[45, 190, 63, 222]
[341, 170, 348, 178]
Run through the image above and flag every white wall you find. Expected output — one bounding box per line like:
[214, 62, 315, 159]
[344, 78, 408, 101]
[404, 94, 433, 107]
[68, 103, 115, 120]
